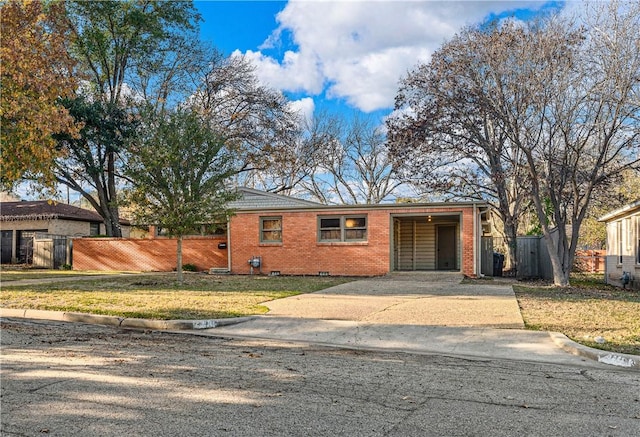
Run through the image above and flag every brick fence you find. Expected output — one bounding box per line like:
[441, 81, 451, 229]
[72, 237, 228, 272]
[574, 249, 606, 273]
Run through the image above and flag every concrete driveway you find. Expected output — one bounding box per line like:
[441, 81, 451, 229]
[264, 272, 525, 329]
[206, 273, 621, 367]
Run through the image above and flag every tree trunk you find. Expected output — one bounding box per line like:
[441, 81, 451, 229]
[176, 235, 183, 284]
[544, 234, 570, 287]
[502, 215, 518, 275]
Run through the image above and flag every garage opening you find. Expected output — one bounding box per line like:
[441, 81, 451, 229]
[393, 215, 460, 271]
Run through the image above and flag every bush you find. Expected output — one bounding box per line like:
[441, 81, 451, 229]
[182, 263, 198, 272]
[59, 264, 72, 270]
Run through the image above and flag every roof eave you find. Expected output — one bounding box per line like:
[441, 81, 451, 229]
[234, 201, 492, 213]
[598, 199, 640, 222]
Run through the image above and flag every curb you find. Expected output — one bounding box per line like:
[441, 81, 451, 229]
[3, 308, 639, 370]
[0, 308, 254, 330]
[549, 332, 640, 370]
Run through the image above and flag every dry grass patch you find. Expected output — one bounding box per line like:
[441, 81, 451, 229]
[513, 274, 640, 355]
[0, 268, 117, 281]
[0, 273, 353, 320]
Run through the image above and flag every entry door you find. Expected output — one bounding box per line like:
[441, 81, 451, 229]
[437, 225, 457, 270]
[1, 230, 12, 264]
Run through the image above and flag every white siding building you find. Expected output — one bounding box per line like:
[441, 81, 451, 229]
[600, 200, 640, 290]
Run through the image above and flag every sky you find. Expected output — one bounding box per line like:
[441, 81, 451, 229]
[10, 0, 567, 202]
[194, 0, 563, 123]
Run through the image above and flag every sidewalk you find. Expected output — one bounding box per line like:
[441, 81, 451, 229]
[196, 316, 639, 369]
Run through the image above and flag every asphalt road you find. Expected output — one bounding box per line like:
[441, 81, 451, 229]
[2, 318, 639, 437]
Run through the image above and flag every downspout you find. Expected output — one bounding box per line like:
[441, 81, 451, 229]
[227, 214, 232, 273]
[473, 203, 477, 277]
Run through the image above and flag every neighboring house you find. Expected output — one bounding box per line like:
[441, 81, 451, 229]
[599, 200, 640, 290]
[0, 200, 130, 265]
[72, 188, 494, 276]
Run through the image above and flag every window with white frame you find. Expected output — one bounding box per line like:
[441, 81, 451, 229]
[636, 216, 640, 265]
[617, 220, 623, 264]
[318, 215, 367, 242]
[260, 217, 282, 243]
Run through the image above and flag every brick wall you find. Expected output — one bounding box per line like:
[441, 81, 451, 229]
[229, 206, 479, 277]
[72, 237, 228, 272]
[461, 208, 475, 276]
[72, 206, 482, 276]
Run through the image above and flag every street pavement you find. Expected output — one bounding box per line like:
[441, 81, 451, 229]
[3, 319, 640, 437]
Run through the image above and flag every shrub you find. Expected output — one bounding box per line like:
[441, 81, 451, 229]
[182, 263, 198, 272]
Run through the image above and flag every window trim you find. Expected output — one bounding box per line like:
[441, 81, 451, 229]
[617, 220, 623, 265]
[260, 216, 283, 244]
[318, 215, 367, 243]
[636, 216, 640, 265]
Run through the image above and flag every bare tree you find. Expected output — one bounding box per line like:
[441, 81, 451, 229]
[305, 113, 402, 204]
[507, 4, 640, 285]
[188, 54, 301, 190]
[387, 24, 531, 271]
[388, 2, 639, 286]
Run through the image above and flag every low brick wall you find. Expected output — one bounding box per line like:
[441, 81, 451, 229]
[574, 250, 606, 273]
[72, 237, 228, 272]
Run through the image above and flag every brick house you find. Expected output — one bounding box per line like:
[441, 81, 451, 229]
[0, 201, 130, 265]
[599, 200, 640, 289]
[227, 188, 492, 277]
[71, 188, 493, 276]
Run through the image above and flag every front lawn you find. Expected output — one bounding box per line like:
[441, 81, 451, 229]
[513, 274, 640, 355]
[0, 273, 353, 320]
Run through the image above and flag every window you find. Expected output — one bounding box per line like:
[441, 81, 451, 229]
[89, 223, 100, 236]
[636, 216, 640, 265]
[319, 215, 367, 242]
[260, 217, 282, 243]
[617, 220, 623, 264]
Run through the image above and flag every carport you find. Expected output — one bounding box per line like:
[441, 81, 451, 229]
[392, 214, 461, 271]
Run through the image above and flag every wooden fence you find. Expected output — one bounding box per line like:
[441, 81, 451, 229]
[483, 234, 604, 279]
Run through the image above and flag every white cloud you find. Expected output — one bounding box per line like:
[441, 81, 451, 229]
[243, 0, 552, 112]
[288, 97, 315, 125]
[239, 49, 324, 94]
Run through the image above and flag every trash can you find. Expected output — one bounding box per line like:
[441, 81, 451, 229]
[493, 253, 504, 277]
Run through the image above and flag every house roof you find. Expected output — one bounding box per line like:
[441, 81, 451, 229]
[0, 201, 129, 225]
[598, 199, 640, 222]
[230, 187, 323, 211]
[229, 187, 490, 213]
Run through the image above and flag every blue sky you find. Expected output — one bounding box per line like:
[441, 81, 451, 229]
[194, 0, 563, 123]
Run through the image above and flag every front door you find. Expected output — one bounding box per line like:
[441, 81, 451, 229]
[437, 225, 457, 270]
[1, 230, 13, 264]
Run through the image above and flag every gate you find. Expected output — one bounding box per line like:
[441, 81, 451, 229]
[33, 233, 68, 268]
[480, 236, 493, 276]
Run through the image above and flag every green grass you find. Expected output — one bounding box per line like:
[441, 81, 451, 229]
[0, 273, 353, 320]
[513, 274, 640, 355]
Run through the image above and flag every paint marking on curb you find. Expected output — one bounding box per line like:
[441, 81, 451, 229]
[598, 354, 637, 368]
